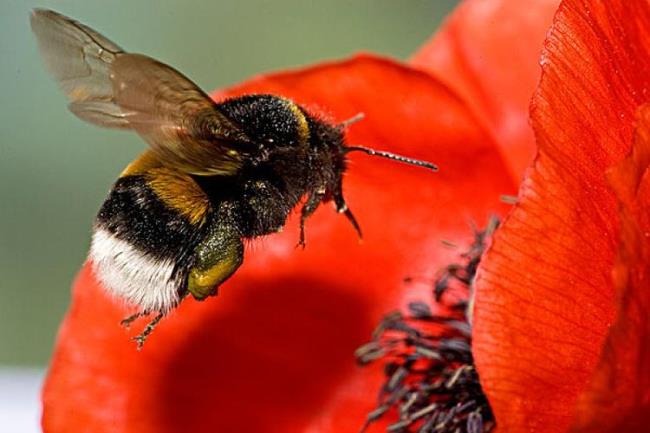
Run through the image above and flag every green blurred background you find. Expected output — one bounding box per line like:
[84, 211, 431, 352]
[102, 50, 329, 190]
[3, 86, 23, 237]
[0, 0, 457, 366]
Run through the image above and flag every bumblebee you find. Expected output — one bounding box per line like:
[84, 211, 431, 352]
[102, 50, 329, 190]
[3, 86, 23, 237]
[31, 9, 437, 347]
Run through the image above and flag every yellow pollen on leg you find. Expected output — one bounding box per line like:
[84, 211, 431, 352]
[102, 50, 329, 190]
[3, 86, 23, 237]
[187, 257, 238, 299]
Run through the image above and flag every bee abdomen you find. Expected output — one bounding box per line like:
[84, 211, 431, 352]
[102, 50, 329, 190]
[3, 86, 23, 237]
[90, 228, 183, 313]
[90, 175, 205, 312]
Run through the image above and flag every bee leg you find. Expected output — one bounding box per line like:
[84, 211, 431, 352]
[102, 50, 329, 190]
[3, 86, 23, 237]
[187, 213, 244, 300]
[298, 191, 325, 249]
[120, 291, 188, 330]
[132, 311, 164, 351]
[334, 189, 363, 240]
[342, 207, 362, 240]
[120, 310, 149, 328]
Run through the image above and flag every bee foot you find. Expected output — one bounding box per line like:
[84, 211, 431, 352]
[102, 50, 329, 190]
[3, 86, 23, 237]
[131, 311, 164, 350]
[120, 310, 149, 328]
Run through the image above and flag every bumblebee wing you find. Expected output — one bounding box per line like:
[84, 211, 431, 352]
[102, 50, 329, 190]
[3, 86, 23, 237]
[30, 9, 129, 127]
[109, 54, 252, 175]
[31, 9, 253, 175]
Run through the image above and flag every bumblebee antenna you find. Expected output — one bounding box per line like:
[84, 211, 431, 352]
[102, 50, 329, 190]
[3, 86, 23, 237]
[338, 113, 365, 129]
[344, 145, 439, 171]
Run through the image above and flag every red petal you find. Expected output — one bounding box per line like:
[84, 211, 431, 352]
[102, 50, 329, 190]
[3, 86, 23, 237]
[570, 104, 650, 433]
[42, 55, 515, 433]
[411, 0, 560, 180]
[472, 1, 650, 432]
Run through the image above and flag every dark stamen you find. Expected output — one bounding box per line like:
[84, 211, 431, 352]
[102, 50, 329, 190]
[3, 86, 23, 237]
[356, 217, 499, 433]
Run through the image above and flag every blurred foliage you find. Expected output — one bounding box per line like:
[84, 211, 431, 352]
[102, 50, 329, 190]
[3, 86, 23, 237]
[0, 0, 457, 366]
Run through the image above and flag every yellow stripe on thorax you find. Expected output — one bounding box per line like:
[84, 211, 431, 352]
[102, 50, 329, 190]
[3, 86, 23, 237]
[282, 98, 310, 147]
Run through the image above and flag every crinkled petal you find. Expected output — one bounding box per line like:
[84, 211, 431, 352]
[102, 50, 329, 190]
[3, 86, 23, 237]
[412, 0, 560, 180]
[42, 55, 515, 433]
[570, 104, 650, 433]
[472, 1, 650, 432]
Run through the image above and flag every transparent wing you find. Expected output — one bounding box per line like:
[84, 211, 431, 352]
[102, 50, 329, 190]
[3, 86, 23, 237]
[30, 8, 129, 127]
[111, 54, 253, 175]
[30, 9, 252, 175]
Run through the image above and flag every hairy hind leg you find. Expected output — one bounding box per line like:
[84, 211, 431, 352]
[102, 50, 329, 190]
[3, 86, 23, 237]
[120, 291, 190, 349]
[187, 212, 244, 301]
[131, 311, 164, 351]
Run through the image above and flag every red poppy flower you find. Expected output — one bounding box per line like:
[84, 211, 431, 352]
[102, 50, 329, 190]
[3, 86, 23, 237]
[41, 54, 515, 433]
[472, 0, 650, 432]
[40, 1, 650, 433]
[411, 0, 560, 181]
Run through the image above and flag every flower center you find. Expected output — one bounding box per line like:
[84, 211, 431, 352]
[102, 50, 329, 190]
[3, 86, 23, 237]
[356, 218, 498, 433]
